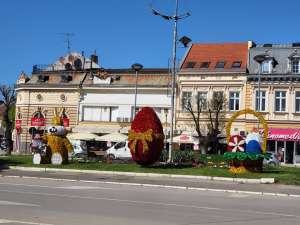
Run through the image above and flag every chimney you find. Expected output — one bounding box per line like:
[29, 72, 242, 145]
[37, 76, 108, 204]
[91, 54, 98, 65]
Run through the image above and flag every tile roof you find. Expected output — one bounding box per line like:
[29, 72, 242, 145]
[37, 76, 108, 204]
[181, 42, 249, 72]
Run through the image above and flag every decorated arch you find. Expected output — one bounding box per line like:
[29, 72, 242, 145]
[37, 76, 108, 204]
[226, 108, 268, 152]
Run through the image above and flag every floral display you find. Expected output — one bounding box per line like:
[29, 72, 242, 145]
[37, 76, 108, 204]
[128, 107, 164, 166]
[41, 109, 73, 164]
[224, 109, 270, 173]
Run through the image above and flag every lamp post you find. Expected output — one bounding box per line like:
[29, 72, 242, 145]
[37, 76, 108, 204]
[164, 108, 169, 152]
[151, 0, 190, 163]
[253, 54, 271, 129]
[131, 63, 143, 117]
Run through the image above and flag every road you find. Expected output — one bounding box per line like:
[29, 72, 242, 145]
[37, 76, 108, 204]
[0, 176, 299, 225]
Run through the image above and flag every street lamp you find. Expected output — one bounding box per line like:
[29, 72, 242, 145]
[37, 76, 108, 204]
[253, 54, 272, 128]
[131, 63, 143, 117]
[151, 0, 190, 163]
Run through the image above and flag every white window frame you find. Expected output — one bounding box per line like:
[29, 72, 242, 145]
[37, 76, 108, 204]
[262, 60, 272, 74]
[291, 59, 300, 74]
[182, 91, 192, 112]
[255, 90, 266, 112]
[295, 91, 300, 113]
[82, 106, 118, 122]
[229, 91, 240, 111]
[274, 91, 286, 112]
[197, 91, 207, 111]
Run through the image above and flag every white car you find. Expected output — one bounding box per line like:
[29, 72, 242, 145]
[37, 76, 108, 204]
[106, 141, 131, 160]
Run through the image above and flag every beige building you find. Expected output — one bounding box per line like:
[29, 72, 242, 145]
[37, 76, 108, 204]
[14, 52, 100, 152]
[176, 42, 253, 143]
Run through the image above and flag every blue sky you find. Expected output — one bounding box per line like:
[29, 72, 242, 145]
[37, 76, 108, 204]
[1, 0, 300, 85]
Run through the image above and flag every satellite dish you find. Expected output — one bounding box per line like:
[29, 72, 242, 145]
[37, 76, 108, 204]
[74, 58, 82, 70]
[65, 63, 72, 70]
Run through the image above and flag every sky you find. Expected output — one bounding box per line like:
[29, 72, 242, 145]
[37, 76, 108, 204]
[1, 0, 300, 85]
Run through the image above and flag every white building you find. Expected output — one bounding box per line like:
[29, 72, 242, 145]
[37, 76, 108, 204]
[74, 68, 172, 134]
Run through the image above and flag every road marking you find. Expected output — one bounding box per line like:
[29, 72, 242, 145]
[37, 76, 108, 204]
[0, 182, 112, 190]
[0, 218, 54, 225]
[0, 200, 39, 207]
[0, 189, 299, 219]
[2, 176, 300, 198]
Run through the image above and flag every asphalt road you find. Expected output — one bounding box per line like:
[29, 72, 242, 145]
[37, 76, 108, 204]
[0, 176, 299, 225]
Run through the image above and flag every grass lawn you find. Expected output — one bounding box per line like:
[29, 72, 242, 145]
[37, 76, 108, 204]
[1, 155, 300, 185]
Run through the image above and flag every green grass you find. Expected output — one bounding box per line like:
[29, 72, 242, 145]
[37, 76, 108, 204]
[1, 155, 300, 185]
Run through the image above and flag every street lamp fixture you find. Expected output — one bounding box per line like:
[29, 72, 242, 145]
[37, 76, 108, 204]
[253, 54, 272, 128]
[131, 63, 143, 117]
[151, 0, 190, 163]
[179, 36, 192, 47]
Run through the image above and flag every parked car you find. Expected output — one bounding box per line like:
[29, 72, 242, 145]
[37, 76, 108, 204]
[106, 141, 131, 160]
[70, 140, 88, 158]
[263, 152, 280, 167]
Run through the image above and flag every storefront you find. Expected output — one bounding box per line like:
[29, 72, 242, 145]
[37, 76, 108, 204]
[266, 128, 300, 165]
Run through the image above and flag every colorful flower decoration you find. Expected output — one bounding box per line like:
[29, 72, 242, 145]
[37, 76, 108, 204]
[227, 135, 245, 152]
[226, 108, 268, 152]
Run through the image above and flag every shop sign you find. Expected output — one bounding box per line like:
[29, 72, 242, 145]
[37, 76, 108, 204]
[31, 117, 45, 126]
[62, 118, 69, 127]
[15, 120, 22, 129]
[263, 128, 300, 142]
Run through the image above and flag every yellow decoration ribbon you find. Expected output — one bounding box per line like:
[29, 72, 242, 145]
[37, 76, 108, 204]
[128, 129, 153, 153]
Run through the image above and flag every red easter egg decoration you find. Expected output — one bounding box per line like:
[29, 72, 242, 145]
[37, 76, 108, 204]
[227, 135, 245, 152]
[129, 107, 164, 166]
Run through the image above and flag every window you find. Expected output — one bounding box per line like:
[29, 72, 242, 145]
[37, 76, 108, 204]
[197, 92, 207, 110]
[182, 92, 192, 112]
[255, 91, 266, 111]
[275, 91, 286, 112]
[295, 91, 300, 112]
[200, 62, 210, 68]
[229, 92, 240, 111]
[185, 61, 196, 68]
[262, 60, 272, 73]
[215, 61, 225, 68]
[82, 106, 118, 122]
[232, 61, 242, 68]
[212, 91, 224, 110]
[291, 60, 300, 74]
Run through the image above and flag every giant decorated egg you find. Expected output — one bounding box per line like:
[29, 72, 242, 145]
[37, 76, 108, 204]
[227, 135, 245, 152]
[245, 140, 261, 154]
[129, 107, 164, 166]
[245, 132, 262, 144]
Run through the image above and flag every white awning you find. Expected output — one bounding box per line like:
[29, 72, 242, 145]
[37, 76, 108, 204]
[167, 134, 198, 144]
[95, 133, 127, 142]
[67, 132, 100, 141]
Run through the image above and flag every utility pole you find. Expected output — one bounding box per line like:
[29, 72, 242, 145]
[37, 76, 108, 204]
[151, 0, 190, 162]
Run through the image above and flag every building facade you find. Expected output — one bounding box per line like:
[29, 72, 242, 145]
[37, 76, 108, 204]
[74, 68, 171, 135]
[176, 42, 252, 146]
[248, 43, 300, 164]
[14, 52, 100, 152]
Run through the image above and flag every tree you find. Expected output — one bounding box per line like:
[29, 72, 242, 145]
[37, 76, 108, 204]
[0, 85, 16, 153]
[206, 92, 227, 154]
[184, 94, 206, 163]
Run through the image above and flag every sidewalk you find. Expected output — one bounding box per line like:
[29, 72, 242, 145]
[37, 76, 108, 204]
[2, 166, 300, 197]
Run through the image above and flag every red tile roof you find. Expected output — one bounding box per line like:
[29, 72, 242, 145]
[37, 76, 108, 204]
[181, 42, 249, 71]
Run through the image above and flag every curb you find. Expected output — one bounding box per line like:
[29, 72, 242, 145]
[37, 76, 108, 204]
[1, 174, 298, 198]
[8, 166, 275, 184]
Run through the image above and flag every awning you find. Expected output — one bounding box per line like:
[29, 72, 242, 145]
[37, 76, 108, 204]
[167, 134, 198, 144]
[67, 132, 100, 141]
[73, 125, 126, 134]
[95, 133, 127, 142]
[265, 128, 300, 142]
